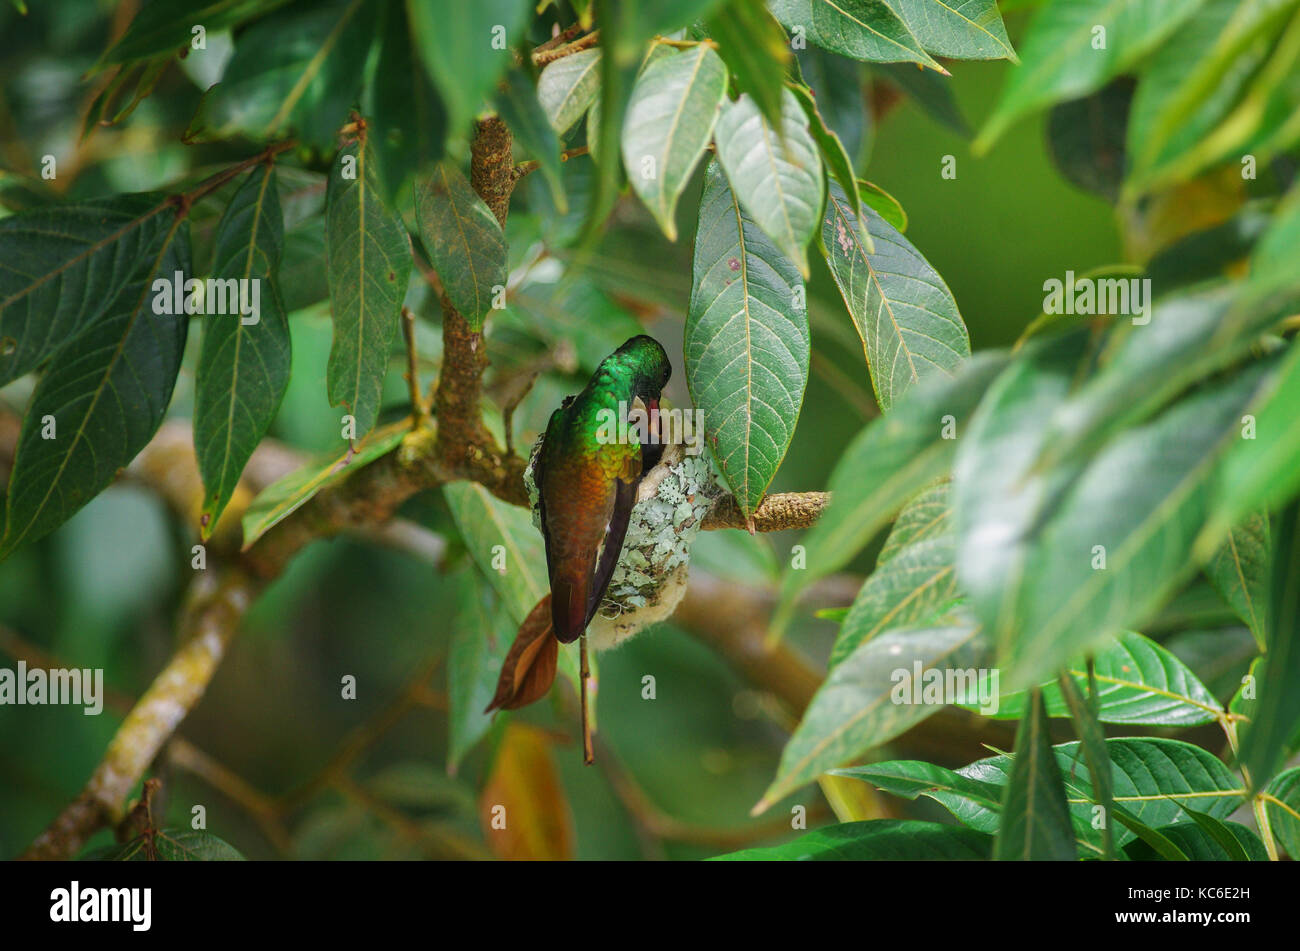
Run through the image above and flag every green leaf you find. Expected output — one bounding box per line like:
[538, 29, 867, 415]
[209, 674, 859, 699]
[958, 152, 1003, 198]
[1204, 339, 1300, 544]
[415, 162, 506, 330]
[621, 45, 728, 242]
[960, 738, 1245, 851]
[1046, 78, 1133, 203]
[969, 631, 1225, 727]
[1177, 806, 1251, 861]
[1238, 498, 1300, 790]
[975, 0, 1210, 152]
[790, 84, 870, 250]
[95, 0, 290, 70]
[1032, 286, 1277, 474]
[443, 481, 546, 624]
[822, 180, 968, 412]
[198, 0, 373, 148]
[448, 567, 514, 771]
[407, 0, 530, 138]
[836, 760, 1007, 815]
[704, 0, 791, 128]
[796, 45, 870, 162]
[955, 334, 1274, 688]
[713, 89, 824, 276]
[495, 68, 567, 213]
[686, 160, 809, 517]
[877, 480, 950, 562]
[770, 0, 942, 69]
[883, 0, 1017, 61]
[1124, 0, 1291, 191]
[0, 194, 175, 386]
[1264, 766, 1300, 859]
[995, 689, 1077, 860]
[364, 0, 447, 201]
[240, 420, 407, 549]
[831, 535, 959, 667]
[773, 351, 1010, 628]
[194, 165, 291, 539]
[324, 137, 412, 439]
[756, 622, 988, 810]
[1056, 668, 1116, 859]
[0, 226, 189, 560]
[1248, 183, 1300, 302]
[1205, 512, 1271, 650]
[711, 818, 992, 860]
[537, 48, 601, 135]
[857, 179, 907, 231]
[1123, 820, 1269, 861]
[84, 829, 246, 861]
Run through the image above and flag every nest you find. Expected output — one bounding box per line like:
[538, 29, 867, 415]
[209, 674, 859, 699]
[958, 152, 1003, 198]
[523, 438, 725, 650]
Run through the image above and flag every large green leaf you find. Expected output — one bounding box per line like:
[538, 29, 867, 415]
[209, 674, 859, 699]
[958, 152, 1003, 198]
[773, 351, 1010, 629]
[0, 194, 174, 386]
[415, 162, 506, 330]
[884, 0, 1017, 61]
[1238, 498, 1300, 790]
[94, 0, 292, 69]
[975, 0, 1210, 151]
[0, 226, 190, 559]
[448, 567, 514, 771]
[957, 738, 1245, 851]
[1032, 286, 1278, 473]
[1264, 766, 1300, 859]
[364, 0, 447, 201]
[822, 181, 968, 412]
[240, 420, 407, 549]
[704, 0, 790, 128]
[770, 0, 941, 69]
[686, 160, 809, 518]
[84, 829, 246, 861]
[443, 481, 546, 624]
[324, 136, 412, 439]
[955, 330, 1274, 687]
[1122, 819, 1269, 861]
[194, 165, 291, 538]
[621, 46, 728, 241]
[1124, 0, 1293, 191]
[1205, 512, 1271, 650]
[791, 85, 869, 248]
[966, 631, 1224, 727]
[711, 818, 992, 860]
[995, 689, 1077, 860]
[1203, 339, 1300, 545]
[407, 0, 530, 138]
[877, 480, 950, 562]
[198, 0, 373, 148]
[756, 622, 988, 810]
[537, 48, 601, 135]
[831, 535, 959, 666]
[713, 89, 824, 276]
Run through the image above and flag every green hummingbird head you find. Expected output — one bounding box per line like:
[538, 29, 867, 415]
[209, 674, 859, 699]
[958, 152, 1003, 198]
[606, 334, 671, 402]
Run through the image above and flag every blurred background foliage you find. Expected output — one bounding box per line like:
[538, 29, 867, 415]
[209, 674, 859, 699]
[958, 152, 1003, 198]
[0, 0, 1263, 859]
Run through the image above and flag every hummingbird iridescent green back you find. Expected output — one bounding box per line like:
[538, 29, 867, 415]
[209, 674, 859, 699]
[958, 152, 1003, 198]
[536, 334, 672, 643]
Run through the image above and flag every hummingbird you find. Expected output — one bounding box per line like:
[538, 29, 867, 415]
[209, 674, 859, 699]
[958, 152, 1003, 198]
[486, 335, 672, 722]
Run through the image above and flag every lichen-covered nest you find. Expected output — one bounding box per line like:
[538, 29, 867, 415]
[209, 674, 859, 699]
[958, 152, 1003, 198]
[523, 438, 725, 650]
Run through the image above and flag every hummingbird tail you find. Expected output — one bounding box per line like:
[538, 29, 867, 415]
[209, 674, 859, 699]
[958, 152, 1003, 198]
[485, 595, 559, 712]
